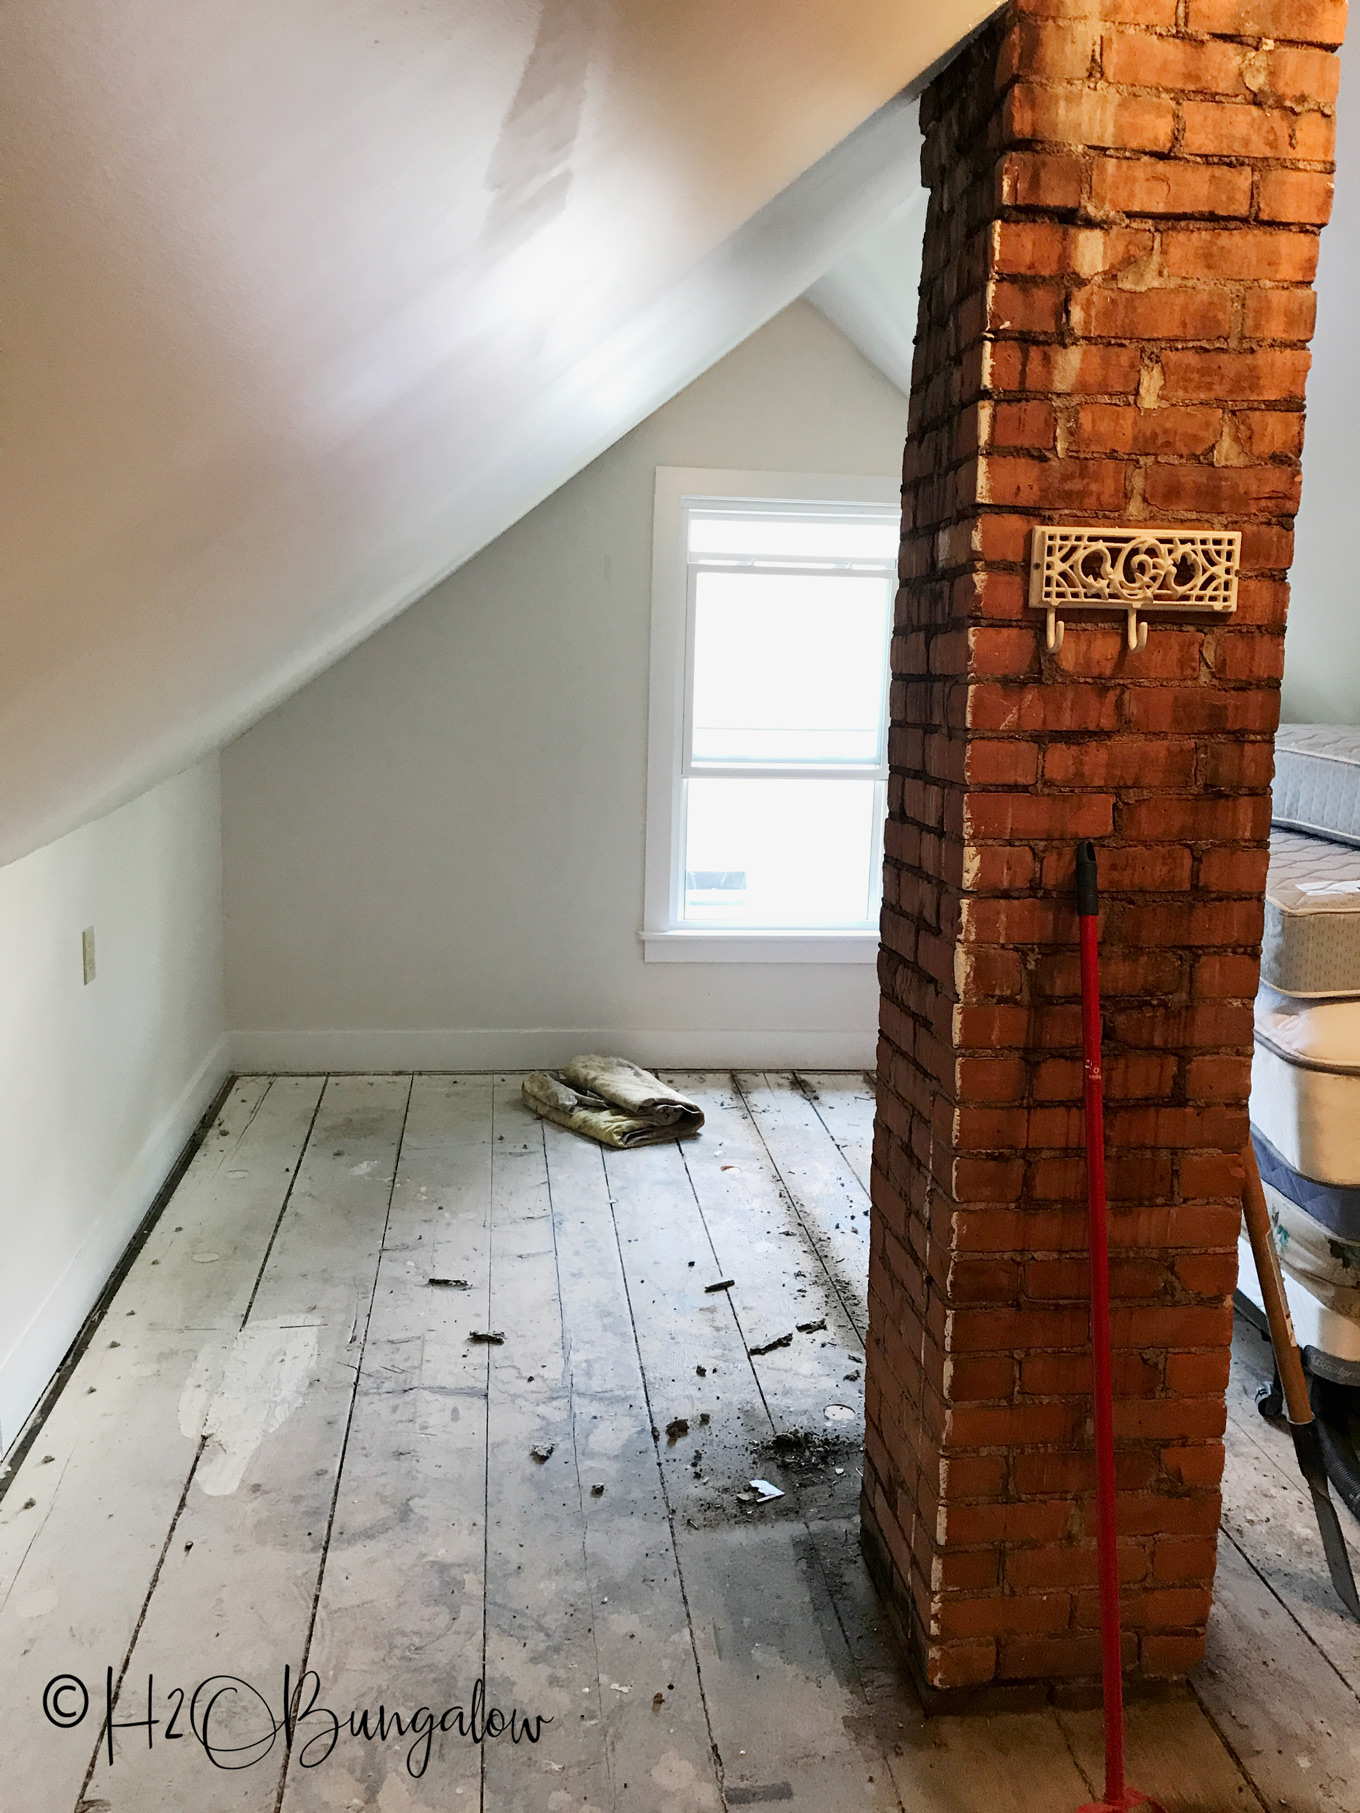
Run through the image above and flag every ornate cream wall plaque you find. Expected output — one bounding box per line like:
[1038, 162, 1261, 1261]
[1028, 525, 1241, 652]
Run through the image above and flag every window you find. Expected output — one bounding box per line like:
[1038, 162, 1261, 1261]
[643, 468, 898, 962]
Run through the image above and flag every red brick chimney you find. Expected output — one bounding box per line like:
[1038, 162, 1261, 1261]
[863, 0, 1345, 1699]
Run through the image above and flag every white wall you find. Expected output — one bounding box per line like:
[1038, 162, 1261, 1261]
[223, 302, 907, 1071]
[0, 759, 226, 1451]
[1283, 25, 1360, 725]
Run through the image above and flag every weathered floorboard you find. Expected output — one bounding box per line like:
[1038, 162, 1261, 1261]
[732, 1072, 871, 1340]
[278, 1073, 493, 1812]
[480, 1078, 614, 1813]
[795, 1072, 876, 1197]
[0, 1076, 324, 1813]
[603, 1132, 904, 1811]
[79, 1073, 410, 1812]
[541, 1113, 721, 1812]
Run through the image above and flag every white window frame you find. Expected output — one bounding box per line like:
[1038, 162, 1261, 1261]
[642, 467, 898, 964]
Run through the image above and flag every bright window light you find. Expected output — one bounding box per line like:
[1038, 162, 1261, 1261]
[644, 484, 896, 942]
[690, 570, 890, 766]
[645, 471, 898, 958]
[683, 777, 881, 926]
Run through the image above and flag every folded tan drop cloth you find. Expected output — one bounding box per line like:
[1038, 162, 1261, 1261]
[522, 1056, 704, 1149]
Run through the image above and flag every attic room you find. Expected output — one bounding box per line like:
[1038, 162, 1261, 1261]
[4, 2, 1360, 1809]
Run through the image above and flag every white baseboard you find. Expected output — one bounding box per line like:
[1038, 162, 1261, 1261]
[229, 1027, 876, 1074]
[0, 1036, 231, 1454]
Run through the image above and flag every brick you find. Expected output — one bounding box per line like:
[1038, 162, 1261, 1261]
[968, 681, 1122, 734]
[1022, 1350, 1161, 1397]
[1159, 346, 1312, 402]
[1070, 403, 1222, 456]
[1117, 1586, 1215, 1630]
[988, 340, 1142, 396]
[1166, 1350, 1233, 1395]
[1034, 946, 1184, 999]
[1162, 227, 1319, 284]
[1115, 1397, 1227, 1441]
[991, 277, 1067, 335]
[1241, 288, 1317, 345]
[947, 1353, 1019, 1400]
[1006, 84, 1177, 153]
[1052, 629, 1205, 685]
[1180, 100, 1335, 160]
[1140, 462, 1302, 515]
[1100, 29, 1249, 93]
[1196, 846, 1271, 892]
[1088, 158, 1252, 219]
[993, 222, 1154, 282]
[1182, 1145, 1247, 1203]
[999, 17, 1102, 83]
[1153, 1537, 1220, 1583]
[1185, 0, 1346, 46]
[952, 1156, 1027, 1204]
[1069, 287, 1233, 342]
[1240, 521, 1294, 571]
[1121, 688, 1279, 740]
[1234, 408, 1304, 458]
[991, 218, 1070, 278]
[1258, 44, 1343, 109]
[1007, 1542, 1150, 1589]
[922, 1640, 996, 1690]
[1181, 1052, 1254, 1111]
[1192, 951, 1263, 999]
[942, 1500, 1074, 1547]
[1175, 1250, 1241, 1295]
[946, 1401, 1080, 1447]
[938, 1592, 1073, 1639]
[965, 792, 1114, 839]
[955, 1057, 1027, 1106]
[976, 513, 1035, 564]
[939, 1549, 1002, 1591]
[988, 400, 1058, 450]
[1198, 738, 1277, 792]
[997, 1632, 1122, 1683]
[1141, 1632, 1208, 1676]
[1162, 1445, 1226, 1488]
[979, 454, 1129, 511]
[999, 150, 1084, 212]
[1122, 886, 1263, 942]
[1017, 1449, 1160, 1495]
[1115, 1493, 1223, 1537]
[1213, 630, 1287, 681]
[1258, 168, 1335, 226]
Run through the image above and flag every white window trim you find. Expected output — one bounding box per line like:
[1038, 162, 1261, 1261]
[642, 467, 898, 964]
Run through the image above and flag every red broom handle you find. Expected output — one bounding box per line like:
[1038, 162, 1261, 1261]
[1077, 839, 1125, 1806]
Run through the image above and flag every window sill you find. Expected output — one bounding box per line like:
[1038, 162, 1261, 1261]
[640, 929, 880, 964]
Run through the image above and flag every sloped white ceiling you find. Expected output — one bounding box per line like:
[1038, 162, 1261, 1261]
[806, 190, 928, 396]
[2, 0, 991, 866]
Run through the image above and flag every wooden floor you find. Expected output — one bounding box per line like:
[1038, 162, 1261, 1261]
[1, 1072, 1357, 1812]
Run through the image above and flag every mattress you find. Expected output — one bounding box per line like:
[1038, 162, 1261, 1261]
[1253, 1127, 1360, 1244]
[1252, 992, 1360, 1185]
[1237, 1233, 1360, 1367]
[1261, 828, 1360, 998]
[1273, 722, 1360, 849]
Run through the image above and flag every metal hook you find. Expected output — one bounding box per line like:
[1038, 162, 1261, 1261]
[1126, 607, 1147, 652]
[1045, 606, 1065, 653]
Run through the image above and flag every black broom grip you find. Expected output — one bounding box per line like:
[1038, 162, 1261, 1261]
[1076, 839, 1099, 919]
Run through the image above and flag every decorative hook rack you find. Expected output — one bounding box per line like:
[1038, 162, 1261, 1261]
[1029, 525, 1241, 654]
